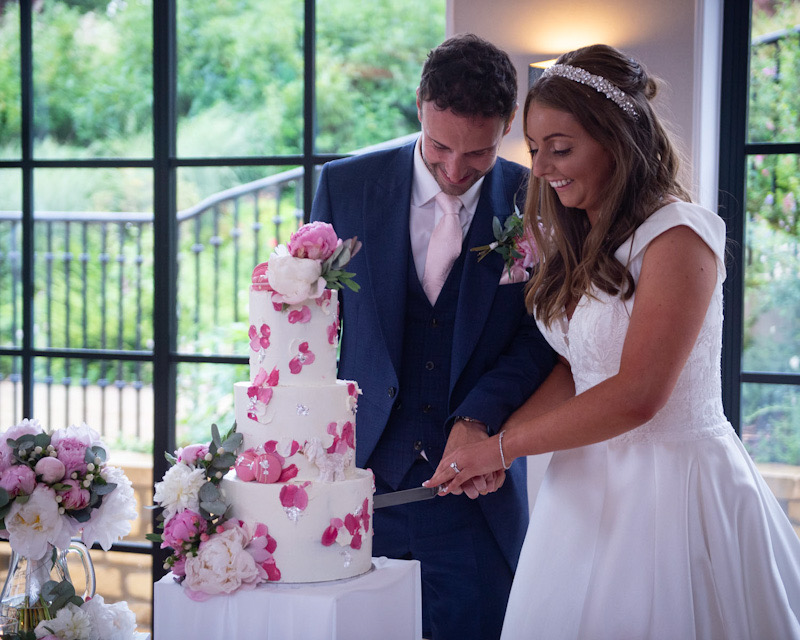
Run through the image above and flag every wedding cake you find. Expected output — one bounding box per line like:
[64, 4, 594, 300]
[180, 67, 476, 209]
[218, 223, 374, 583]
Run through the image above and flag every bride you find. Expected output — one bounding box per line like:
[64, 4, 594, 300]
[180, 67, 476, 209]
[426, 43, 800, 639]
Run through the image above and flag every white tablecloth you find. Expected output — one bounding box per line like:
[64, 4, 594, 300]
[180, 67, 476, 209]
[153, 557, 421, 640]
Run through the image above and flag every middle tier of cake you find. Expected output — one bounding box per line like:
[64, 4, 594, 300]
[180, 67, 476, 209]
[233, 379, 360, 482]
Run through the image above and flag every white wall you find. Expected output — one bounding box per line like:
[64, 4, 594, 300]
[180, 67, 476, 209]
[449, 0, 721, 210]
[449, 0, 723, 508]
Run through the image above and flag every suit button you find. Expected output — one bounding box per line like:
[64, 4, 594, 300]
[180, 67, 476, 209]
[414, 440, 423, 451]
[425, 361, 434, 371]
[430, 317, 439, 327]
[388, 387, 396, 398]
[422, 404, 432, 414]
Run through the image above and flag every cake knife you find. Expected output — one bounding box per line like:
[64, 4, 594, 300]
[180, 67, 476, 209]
[373, 485, 444, 509]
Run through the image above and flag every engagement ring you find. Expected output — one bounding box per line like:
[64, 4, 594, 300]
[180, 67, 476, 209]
[450, 461, 461, 474]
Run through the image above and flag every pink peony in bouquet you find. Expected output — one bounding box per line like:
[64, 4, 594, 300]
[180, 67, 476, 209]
[0, 419, 137, 560]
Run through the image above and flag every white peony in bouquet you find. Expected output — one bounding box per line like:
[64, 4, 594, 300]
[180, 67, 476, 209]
[0, 419, 138, 559]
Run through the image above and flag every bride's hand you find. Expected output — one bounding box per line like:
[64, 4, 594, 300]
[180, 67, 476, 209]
[424, 435, 505, 495]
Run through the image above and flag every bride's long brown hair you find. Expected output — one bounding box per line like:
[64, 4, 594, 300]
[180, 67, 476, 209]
[524, 44, 691, 327]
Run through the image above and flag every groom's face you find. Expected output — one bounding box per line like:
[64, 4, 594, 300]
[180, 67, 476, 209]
[417, 97, 513, 197]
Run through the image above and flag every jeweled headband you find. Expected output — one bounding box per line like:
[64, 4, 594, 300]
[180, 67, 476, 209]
[541, 64, 639, 120]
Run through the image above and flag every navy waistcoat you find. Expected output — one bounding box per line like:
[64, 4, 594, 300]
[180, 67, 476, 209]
[367, 243, 467, 489]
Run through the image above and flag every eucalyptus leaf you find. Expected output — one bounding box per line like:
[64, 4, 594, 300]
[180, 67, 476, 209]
[492, 216, 503, 238]
[213, 451, 236, 469]
[87, 445, 107, 463]
[211, 423, 222, 447]
[220, 432, 243, 453]
[34, 433, 51, 448]
[70, 506, 93, 523]
[199, 482, 220, 501]
[94, 482, 117, 496]
[200, 499, 228, 514]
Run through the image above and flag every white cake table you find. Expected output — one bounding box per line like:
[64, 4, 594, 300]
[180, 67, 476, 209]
[153, 557, 421, 640]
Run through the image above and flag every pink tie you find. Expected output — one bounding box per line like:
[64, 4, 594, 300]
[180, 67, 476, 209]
[422, 192, 463, 304]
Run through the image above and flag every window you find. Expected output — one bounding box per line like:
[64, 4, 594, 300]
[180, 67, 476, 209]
[0, 0, 444, 632]
[719, 0, 800, 534]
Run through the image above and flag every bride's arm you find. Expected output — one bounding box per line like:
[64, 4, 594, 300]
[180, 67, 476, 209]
[426, 225, 717, 491]
[505, 355, 575, 423]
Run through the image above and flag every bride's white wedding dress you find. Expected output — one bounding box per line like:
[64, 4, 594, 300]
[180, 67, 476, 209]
[501, 202, 800, 639]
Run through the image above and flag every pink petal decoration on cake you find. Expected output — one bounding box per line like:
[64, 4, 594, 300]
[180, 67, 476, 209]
[289, 342, 315, 374]
[249, 323, 271, 351]
[279, 483, 309, 510]
[350, 530, 362, 550]
[327, 317, 340, 345]
[321, 523, 339, 547]
[288, 305, 312, 324]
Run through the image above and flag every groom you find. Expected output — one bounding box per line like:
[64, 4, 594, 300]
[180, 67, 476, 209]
[311, 34, 554, 640]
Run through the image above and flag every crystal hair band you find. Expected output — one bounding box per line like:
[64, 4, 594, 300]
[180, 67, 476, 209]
[541, 64, 639, 120]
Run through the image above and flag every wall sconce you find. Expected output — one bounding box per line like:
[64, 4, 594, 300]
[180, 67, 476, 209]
[528, 58, 559, 87]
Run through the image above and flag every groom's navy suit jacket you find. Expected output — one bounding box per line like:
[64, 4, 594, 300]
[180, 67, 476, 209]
[311, 140, 555, 571]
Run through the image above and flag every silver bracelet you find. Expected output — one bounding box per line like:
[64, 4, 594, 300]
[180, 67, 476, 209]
[498, 430, 511, 470]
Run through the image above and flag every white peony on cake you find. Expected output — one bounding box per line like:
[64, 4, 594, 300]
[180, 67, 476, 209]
[220, 223, 374, 583]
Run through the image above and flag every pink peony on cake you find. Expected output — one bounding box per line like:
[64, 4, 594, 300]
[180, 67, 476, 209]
[219, 223, 374, 583]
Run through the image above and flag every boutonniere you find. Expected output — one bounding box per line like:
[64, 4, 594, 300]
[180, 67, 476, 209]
[471, 206, 539, 284]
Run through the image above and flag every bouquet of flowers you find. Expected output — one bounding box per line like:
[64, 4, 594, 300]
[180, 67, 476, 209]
[12, 587, 137, 640]
[149, 424, 282, 601]
[0, 419, 137, 559]
[254, 221, 361, 305]
[471, 206, 539, 284]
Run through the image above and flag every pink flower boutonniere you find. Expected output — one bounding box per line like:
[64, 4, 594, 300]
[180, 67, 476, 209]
[472, 206, 539, 284]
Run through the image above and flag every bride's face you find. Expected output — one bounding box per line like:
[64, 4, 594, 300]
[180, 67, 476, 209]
[525, 103, 614, 226]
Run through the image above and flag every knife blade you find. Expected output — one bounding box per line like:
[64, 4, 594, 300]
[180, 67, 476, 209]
[373, 485, 443, 509]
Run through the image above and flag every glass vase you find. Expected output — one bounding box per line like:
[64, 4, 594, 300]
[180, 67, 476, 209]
[0, 540, 96, 632]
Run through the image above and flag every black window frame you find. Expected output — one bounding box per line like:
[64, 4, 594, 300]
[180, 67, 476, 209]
[0, 0, 354, 596]
[718, 0, 800, 431]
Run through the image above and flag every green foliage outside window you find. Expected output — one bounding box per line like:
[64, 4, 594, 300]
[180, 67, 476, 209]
[742, 0, 800, 464]
[0, 0, 444, 444]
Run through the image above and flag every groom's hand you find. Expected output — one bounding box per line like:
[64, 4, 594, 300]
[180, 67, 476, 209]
[442, 420, 506, 498]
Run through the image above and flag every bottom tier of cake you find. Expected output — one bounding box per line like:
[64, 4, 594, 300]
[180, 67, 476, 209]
[220, 468, 375, 583]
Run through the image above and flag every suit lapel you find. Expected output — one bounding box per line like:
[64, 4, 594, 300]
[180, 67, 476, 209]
[451, 161, 515, 388]
[362, 143, 416, 378]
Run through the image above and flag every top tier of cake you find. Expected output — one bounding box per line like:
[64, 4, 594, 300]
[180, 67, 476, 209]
[248, 287, 339, 386]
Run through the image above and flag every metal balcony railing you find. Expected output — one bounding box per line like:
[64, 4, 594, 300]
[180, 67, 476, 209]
[0, 134, 418, 446]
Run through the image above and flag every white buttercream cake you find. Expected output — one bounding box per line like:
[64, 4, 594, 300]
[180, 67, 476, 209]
[220, 264, 374, 583]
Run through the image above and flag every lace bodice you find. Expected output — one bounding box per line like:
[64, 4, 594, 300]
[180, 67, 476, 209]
[536, 203, 732, 444]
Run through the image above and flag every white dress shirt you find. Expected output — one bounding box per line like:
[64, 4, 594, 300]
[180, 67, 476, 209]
[409, 136, 484, 282]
